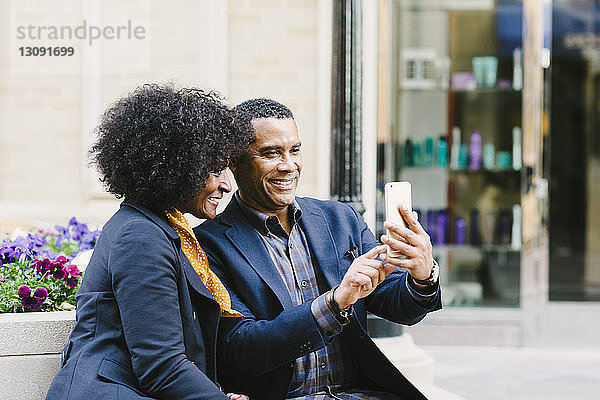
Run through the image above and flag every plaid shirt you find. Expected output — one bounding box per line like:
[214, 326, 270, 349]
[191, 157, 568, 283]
[235, 194, 435, 399]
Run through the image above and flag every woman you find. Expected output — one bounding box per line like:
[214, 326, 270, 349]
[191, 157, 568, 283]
[46, 84, 252, 399]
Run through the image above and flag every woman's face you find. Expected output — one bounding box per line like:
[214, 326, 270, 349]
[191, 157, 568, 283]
[180, 170, 232, 219]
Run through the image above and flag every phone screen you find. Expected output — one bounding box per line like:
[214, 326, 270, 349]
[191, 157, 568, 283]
[384, 181, 412, 258]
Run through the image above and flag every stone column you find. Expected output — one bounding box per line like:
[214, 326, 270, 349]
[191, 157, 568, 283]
[330, 0, 364, 214]
[331, 0, 402, 338]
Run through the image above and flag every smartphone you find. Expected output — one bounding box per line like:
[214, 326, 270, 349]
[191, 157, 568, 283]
[384, 181, 412, 258]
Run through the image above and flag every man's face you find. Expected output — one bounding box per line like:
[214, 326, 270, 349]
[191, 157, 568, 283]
[232, 117, 302, 215]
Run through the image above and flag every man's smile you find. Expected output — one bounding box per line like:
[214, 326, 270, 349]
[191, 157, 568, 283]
[268, 177, 297, 190]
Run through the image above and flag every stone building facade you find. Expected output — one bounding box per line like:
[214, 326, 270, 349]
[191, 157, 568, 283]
[0, 0, 346, 231]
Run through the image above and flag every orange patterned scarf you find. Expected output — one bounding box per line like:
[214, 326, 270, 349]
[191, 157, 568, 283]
[166, 209, 242, 318]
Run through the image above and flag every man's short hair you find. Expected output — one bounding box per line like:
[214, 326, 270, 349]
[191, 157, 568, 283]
[233, 98, 294, 120]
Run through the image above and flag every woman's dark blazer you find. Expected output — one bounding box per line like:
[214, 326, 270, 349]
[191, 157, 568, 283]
[46, 201, 229, 400]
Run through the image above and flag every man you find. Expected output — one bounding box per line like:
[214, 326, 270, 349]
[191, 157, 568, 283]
[195, 98, 441, 399]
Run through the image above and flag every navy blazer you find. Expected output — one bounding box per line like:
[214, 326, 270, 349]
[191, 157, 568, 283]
[195, 196, 442, 400]
[46, 201, 229, 400]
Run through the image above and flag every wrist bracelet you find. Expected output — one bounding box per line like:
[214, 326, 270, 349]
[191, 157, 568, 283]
[411, 260, 440, 286]
[326, 285, 351, 324]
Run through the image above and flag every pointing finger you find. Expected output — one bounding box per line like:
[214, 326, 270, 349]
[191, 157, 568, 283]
[362, 245, 388, 259]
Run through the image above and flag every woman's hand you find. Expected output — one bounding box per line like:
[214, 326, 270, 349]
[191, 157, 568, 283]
[227, 393, 250, 400]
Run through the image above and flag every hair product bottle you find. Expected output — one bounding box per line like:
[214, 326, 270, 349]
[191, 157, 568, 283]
[469, 131, 482, 170]
[512, 126, 522, 171]
[483, 142, 495, 170]
[437, 135, 448, 167]
[426, 209, 437, 240]
[404, 139, 414, 167]
[436, 210, 448, 245]
[512, 48, 523, 91]
[459, 144, 468, 169]
[470, 209, 481, 245]
[511, 204, 522, 250]
[450, 127, 461, 169]
[455, 217, 466, 245]
[424, 137, 434, 167]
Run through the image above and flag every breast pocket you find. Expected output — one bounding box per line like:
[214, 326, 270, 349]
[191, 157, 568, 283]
[340, 236, 359, 271]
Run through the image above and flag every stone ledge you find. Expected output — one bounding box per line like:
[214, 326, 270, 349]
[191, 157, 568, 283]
[0, 312, 465, 399]
[374, 335, 466, 400]
[374, 334, 434, 385]
[0, 354, 60, 400]
[0, 311, 75, 356]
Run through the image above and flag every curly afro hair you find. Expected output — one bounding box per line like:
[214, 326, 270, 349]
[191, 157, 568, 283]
[90, 83, 252, 212]
[233, 98, 294, 125]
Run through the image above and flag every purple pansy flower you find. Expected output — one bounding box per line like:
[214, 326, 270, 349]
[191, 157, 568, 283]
[52, 267, 67, 280]
[18, 285, 48, 311]
[2, 217, 101, 313]
[63, 264, 81, 288]
[53, 218, 100, 254]
[0, 242, 17, 265]
[64, 264, 81, 278]
[46, 255, 69, 280]
[70, 220, 89, 241]
[33, 258, 52, 275]
[65, 276, 78, 288]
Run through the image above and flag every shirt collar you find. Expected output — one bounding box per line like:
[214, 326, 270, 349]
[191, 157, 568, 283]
[234, 191, 302, 236]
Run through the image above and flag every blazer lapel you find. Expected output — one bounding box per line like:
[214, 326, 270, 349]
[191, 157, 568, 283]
[181, 256, 214, 300]
[122, 201, 217, 302]
[297, 198, 341, 288]
[222, 200, 293, 309]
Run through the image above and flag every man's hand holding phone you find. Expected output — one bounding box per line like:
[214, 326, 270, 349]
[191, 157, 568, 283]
[332, 182, 437, 311]
[380, 206, 434, 283]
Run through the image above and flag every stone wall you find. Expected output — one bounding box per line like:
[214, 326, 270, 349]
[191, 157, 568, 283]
[228, 0, 330, 199]
[0, 0, 330, 232]
[0, 311, 75, 400]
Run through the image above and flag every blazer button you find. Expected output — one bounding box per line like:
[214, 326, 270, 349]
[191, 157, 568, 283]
[280, 361, 295, 371]
[306, 341, 312, 350]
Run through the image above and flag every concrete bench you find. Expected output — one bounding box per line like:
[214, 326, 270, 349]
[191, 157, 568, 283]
[0, 311, 75, 399]
[0, 311, 463, 400]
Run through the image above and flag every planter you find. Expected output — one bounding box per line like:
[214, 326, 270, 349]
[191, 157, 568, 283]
[0, 311, 75, 400]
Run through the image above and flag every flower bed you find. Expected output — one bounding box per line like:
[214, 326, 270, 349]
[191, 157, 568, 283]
[0, 218, 100, 313]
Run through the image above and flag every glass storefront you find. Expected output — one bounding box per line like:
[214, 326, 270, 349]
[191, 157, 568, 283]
[549, 0, 600, 301]
[377, 0, 600, 307]
[377, 0, 531, 308]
